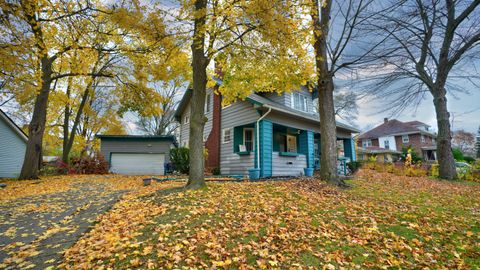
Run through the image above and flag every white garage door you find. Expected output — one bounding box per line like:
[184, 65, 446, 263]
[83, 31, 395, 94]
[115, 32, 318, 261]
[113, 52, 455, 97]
[110, 153, 165, 175]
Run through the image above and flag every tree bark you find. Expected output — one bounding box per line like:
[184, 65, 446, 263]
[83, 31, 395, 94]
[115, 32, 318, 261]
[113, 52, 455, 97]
[19, 56, 53, 179]
[432, 85, 457, 180]
[62, 78, 72, 163]
[186, 0, 209, 190]
[311, 0, 342, 185]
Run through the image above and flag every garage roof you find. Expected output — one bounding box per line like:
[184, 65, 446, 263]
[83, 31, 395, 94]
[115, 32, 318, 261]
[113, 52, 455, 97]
[96, 135, 177, 145]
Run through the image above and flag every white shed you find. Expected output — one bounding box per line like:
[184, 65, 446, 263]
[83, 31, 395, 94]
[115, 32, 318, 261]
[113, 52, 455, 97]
[0, 109, 28, 178]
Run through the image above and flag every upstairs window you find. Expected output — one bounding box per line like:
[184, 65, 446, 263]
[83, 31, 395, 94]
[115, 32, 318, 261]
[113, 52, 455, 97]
[205, 93, 211, 113]
[402, 135, 409, 143]
[184, 115, 189, 124]
[362, 139, 372, 147]
[421, 134, 425, 143]
[292, 92, 308, 112]
[222, 128, 232, 144]
[384, 140, 390, 149]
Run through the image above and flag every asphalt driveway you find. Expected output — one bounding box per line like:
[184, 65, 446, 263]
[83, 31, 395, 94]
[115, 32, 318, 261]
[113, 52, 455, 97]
[0, 182, 126, 269]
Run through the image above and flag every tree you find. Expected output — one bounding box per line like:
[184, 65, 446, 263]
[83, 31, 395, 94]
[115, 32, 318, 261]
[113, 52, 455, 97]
[452, 130, 476, 157]
[136, 81, 186, 136]
[366, 0, 480, 179]
[309, 0, 381, 185]
[477, 126, 480, 158]
[182, 0, 307, 189]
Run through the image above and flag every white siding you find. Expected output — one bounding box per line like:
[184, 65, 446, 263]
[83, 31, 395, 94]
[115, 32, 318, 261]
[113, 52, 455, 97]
[272, 152, 307, 176]
[378, 136, 397, 151]
[0, 117, 26, 178]
[179, 88, 214, 146]
[219, 100, 259, 175]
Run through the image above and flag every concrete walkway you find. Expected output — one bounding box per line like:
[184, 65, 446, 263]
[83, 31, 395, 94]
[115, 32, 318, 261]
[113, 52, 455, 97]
[0, 183, 126, 269]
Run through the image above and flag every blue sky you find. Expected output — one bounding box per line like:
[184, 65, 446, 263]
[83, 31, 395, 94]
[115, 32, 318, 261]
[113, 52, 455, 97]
[355, 88, 480, 134]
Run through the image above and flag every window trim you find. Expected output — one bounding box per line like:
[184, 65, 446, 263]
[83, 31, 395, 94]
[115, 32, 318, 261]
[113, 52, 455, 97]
[402, 134, 409, 143]
[362, 139, 372, 147]
[286, 134, 298, 153]
[384, 139, 390, 150]
[421, 134, 425, 143]
[243, 128, 254, 152]
[205, 93, 211, 113]
[291, 92, 308, 112]
[184, 114, 189, 124]
[222, 128, 232, 144]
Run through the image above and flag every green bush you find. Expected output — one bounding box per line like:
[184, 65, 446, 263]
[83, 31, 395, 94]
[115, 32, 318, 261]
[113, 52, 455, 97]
[170, 147, 189, 174]
[347, 161, 362, 174]
[464, 156, 475, 164]
[452, 148, 464, 161]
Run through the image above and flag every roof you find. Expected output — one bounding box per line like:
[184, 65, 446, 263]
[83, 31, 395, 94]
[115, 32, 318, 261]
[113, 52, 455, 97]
[0, 109, 28, 142]
[404, 120, 429, 127]
[357, 146, 401, 154]
[174, 85, 360, 134]
[358, 119, 435, 139]
[96, 135, 177, 143]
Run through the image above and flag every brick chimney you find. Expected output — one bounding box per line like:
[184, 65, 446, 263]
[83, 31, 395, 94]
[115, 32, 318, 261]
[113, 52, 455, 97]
[205, 60, 223, 172]
[384, 118, 389, 123]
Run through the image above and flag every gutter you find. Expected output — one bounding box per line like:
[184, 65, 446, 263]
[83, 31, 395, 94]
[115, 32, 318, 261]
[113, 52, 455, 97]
[256, 106, 272, 170]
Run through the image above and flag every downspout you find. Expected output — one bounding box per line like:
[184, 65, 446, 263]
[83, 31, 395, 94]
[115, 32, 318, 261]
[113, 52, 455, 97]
[256, 106, 272, 170]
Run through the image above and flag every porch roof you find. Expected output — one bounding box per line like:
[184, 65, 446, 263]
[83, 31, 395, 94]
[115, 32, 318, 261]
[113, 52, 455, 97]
[246, 93, 360, 133]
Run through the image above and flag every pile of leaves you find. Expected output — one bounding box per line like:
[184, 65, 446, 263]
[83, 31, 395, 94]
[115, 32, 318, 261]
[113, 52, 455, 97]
[61, 170, 480, 269]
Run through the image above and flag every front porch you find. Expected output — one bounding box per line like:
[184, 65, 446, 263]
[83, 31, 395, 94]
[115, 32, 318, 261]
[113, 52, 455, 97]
[232, 120, 356, 177]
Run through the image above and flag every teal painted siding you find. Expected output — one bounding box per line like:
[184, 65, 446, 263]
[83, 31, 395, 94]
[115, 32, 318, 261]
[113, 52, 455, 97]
[343, 138, 356, 161]
[257, 120, 273, 177]
[0, 117, 26, 178]
[299, 131, 314, 168]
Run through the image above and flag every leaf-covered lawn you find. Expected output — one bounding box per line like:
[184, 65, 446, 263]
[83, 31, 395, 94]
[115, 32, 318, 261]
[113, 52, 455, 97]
[60, 170, 480, 269]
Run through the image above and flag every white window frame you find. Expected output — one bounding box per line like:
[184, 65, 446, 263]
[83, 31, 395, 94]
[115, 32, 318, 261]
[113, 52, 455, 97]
[291, 92, 308, 112]
[286, 134, 298, 153]
[384, 140, 390, 149]
[184, 114, 189, 124]
[222, 128, 232, 144]
[205, 93, 211, 113]
[421, 134, 425, 143]
[243, 128, 254, 152]
[402, 135, 409, 143]
[362, 139, 372, 147]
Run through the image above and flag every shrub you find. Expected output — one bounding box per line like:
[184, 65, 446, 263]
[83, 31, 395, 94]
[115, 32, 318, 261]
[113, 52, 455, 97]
[401, 146, 422, 164]
[452, 148, 464, 161]
[464, 156, 475, 164]
[70, 153, 108, 174]
[347, 161, 362, 174]
[170, 147, 189, 174]
[430, 163, 439, 177]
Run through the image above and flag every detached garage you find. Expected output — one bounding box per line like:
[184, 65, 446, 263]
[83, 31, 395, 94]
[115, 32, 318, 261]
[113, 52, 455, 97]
[98, 135, 177, 175]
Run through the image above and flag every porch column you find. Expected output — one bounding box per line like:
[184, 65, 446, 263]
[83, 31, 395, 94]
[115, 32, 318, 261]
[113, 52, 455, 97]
[299, 130, 314, 168]
[343, 138, 357, 161]
[255, 120, 272, 177]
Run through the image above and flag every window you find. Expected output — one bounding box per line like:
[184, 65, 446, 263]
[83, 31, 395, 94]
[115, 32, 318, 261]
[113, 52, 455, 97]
[402, 135, 409, 143]
[292, 92, 308, 112]
[205, 93, 211, 112]
[286, 135, 297, 153]
[222, 128, 232, 143]
[421, 134, 425, 143]
[384, 140, 390, 149]
[184, 115, 189, 124]
[362, 139, 372, 147]
[243, 128, 254, 152]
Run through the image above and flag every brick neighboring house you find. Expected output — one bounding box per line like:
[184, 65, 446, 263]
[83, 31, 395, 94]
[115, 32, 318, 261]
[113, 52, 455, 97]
[357, 118, 437, 161]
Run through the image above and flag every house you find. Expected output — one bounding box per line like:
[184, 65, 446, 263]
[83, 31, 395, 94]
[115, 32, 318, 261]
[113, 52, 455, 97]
[0, 109, 28, 178]
[357, 118, 437, 161]
[357, 146, 401, 163]
[174, 81, 360, 177]
[98, 135, 177, 175]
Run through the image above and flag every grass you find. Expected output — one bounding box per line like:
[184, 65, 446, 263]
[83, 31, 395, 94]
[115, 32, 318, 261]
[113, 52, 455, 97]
[62, 169, 480, 269]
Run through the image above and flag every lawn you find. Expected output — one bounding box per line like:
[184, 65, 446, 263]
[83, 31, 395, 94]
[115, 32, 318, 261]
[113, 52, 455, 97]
[57, 170, 480, 269]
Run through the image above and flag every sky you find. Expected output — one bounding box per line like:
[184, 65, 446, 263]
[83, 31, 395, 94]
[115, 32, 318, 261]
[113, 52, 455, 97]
[355, 88, 480, 134]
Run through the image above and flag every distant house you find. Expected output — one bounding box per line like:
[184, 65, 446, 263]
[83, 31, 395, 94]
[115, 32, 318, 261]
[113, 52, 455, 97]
[98, 135, 177, 175]
[175, 80, 359, 177]
[0, 109, 28, 178]
[357, 118, 437, 161]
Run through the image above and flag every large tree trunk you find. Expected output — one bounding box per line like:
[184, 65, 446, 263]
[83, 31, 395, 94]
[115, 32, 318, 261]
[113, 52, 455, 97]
[186, 0, 208, 190]
[432, 86, 457, 180]
[19, 56, 53, 179]
[62, 78, 72, 163]
[311, 0, 341, 184]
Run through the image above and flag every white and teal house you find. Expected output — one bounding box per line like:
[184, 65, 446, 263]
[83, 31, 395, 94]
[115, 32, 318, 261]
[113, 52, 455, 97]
[175, 81, 359, 178]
